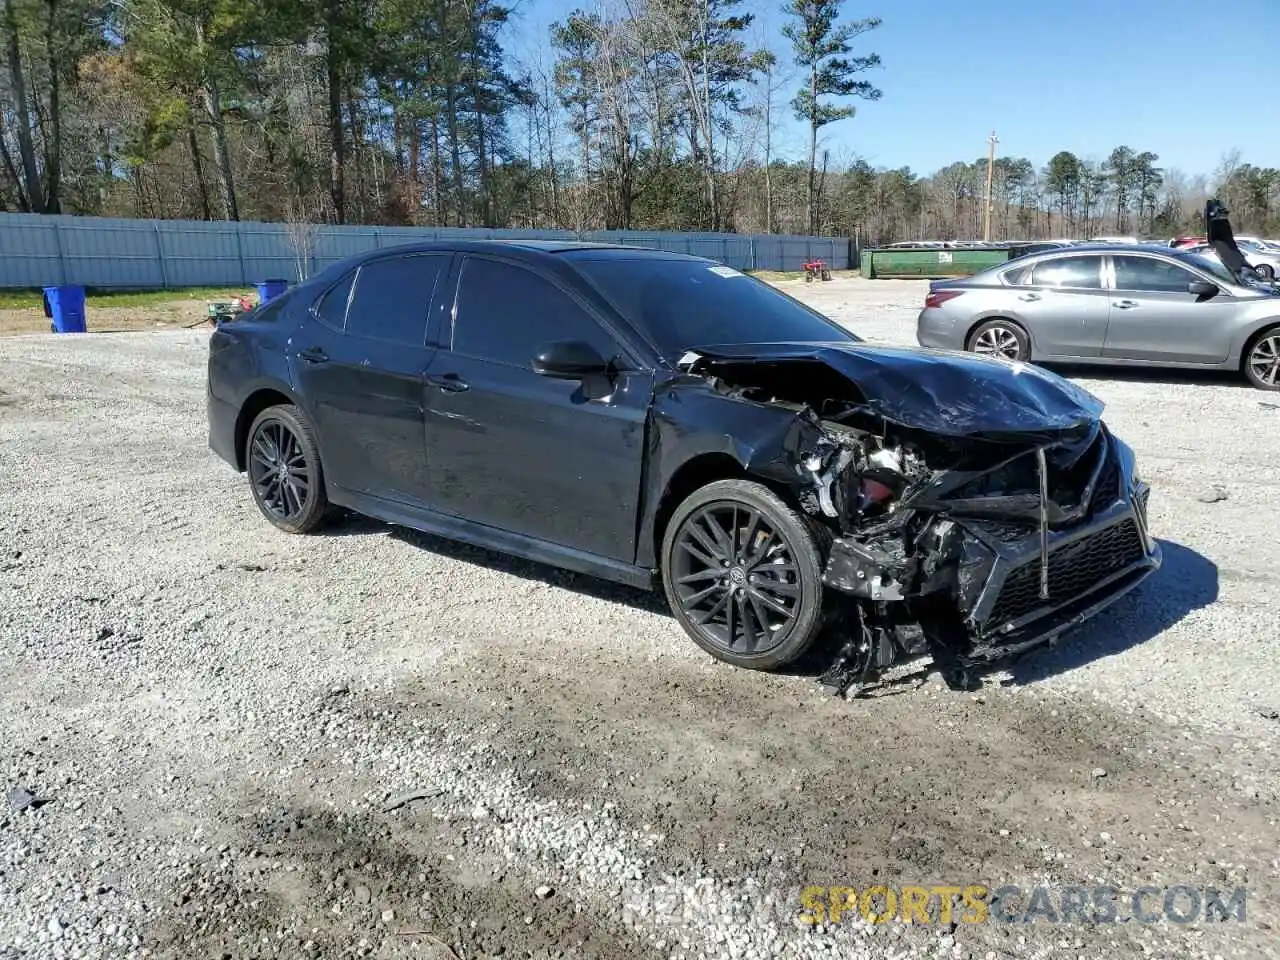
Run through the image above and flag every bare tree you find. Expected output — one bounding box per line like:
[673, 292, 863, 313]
[284, 198, 319, 281]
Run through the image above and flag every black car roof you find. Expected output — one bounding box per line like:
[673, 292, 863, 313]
[339, 238, 709, 259]
[296, 238, 712, 295]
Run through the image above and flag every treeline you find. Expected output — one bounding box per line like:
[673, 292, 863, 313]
[1, 0, 1277, 242]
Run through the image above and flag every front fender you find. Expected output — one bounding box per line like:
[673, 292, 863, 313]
[634, 378, 812, 568]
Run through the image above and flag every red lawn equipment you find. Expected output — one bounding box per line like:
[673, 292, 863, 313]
[803, 259, 832, 282]
[196, 294, 257, 327]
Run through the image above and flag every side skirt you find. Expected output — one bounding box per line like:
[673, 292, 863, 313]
[328, 486, 659, 592]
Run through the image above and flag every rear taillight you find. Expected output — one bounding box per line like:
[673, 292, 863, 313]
[925, 289, 964, 309]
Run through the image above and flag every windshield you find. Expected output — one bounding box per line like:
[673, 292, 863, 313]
[568, 256, 858, 360]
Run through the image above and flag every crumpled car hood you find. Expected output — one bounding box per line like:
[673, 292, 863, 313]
[684, 341, 1105, 441]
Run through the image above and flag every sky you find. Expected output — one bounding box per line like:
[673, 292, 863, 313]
[500, 0, 1278, 178]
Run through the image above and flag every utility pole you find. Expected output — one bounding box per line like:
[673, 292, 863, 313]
[983, 130, 998, 241]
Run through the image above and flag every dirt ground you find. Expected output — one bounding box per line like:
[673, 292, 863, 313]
[0, 278, 1277, 960]
[0, 297, 237, 336]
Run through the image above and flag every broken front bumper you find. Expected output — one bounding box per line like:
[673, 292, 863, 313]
[822, 442, 1161, 667]
[960, 479, 1160, 661]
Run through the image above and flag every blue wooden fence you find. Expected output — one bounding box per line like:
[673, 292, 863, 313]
[0, 213, 854, 290]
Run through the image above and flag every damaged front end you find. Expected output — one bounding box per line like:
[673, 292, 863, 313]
[684, 344, 1161, 696]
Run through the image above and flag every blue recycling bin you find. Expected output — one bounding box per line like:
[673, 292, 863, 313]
[43, 285, 87, 333]
[255, 279, 289, 305]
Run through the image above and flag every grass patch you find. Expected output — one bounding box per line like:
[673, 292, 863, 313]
[748, 268, 860, 283]
[0, 286, 253, 310]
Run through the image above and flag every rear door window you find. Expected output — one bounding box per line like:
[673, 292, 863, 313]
[344, 255, 446, 347]
[1030, 256, 1103, 289]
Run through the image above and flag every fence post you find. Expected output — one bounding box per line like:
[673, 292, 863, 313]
[153, 222, 170, 289]
[749, 237, 756, 271]
[52, 219, 69, 285]
[234, 224, 248, 287]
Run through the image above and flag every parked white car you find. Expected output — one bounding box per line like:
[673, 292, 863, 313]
[1185, 240, 1280, 280]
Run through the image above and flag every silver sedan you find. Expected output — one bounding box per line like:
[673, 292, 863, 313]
[915, 244, 1280, 390]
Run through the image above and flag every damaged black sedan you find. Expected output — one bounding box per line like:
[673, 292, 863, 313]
[207, 241, 1160, 694]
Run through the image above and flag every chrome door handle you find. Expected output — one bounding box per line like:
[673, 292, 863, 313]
[298, 347, 329, 364]
[1112, 300, 1139, 309]
[1018, 293, 1041, 302]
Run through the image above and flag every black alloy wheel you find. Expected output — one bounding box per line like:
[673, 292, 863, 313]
[661, 479, 827, 670]
[245, 404, 330, 533]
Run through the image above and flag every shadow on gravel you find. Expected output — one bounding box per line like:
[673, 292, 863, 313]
[1042, 362, 1249, 390]
[756, 537, 1220, 692]
[326, 517, 1218, 691]
[350, 520, 674, 615]
[1004, 537, 1218, 686]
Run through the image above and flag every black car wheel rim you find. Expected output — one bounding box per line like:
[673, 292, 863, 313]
[671, 503, 802, 654]
[249, 420, 311, 520]
[1249, 334, 1280, 386]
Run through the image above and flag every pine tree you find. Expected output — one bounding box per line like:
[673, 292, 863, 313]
[782, 0, 880, 234]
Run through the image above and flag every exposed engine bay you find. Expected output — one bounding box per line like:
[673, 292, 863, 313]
[679, 346, 1161, 697]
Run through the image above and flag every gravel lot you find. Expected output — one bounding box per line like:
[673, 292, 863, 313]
[2, 277, 1278, 960]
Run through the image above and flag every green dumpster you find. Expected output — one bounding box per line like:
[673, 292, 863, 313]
[864, 247, 1012, 279]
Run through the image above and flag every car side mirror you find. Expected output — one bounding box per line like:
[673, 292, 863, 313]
[532, 339, 611, 380]
[1188, 279, 1219, 298]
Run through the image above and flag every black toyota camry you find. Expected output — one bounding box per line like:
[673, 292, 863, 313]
[207, 240, 1161, 694]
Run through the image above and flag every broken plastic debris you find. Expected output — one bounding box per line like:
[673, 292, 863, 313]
[7, 786, 49, 813]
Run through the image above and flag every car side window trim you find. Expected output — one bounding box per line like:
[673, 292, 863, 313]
[446, 253, 646, 370]
[310, 270, 357, 332]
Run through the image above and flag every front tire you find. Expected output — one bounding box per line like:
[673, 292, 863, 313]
[660, 479, 828, 671]
[245, 404, 330, 533]
[967, 318, 1030, 362]
[1243, 327, 1280, 390]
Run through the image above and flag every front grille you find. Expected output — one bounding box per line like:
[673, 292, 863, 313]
[985, 519, 1146, 629]
[1090, 455, 1119, 510]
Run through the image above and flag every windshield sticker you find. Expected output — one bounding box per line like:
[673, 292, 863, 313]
[708, 265, 744, 278]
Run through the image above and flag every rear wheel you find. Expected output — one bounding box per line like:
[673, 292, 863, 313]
[660, 479, 828, 670]
[967, 318, 1030, 362]
[245, 404, 330, 533]
[1243, 327, 1280, 390]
